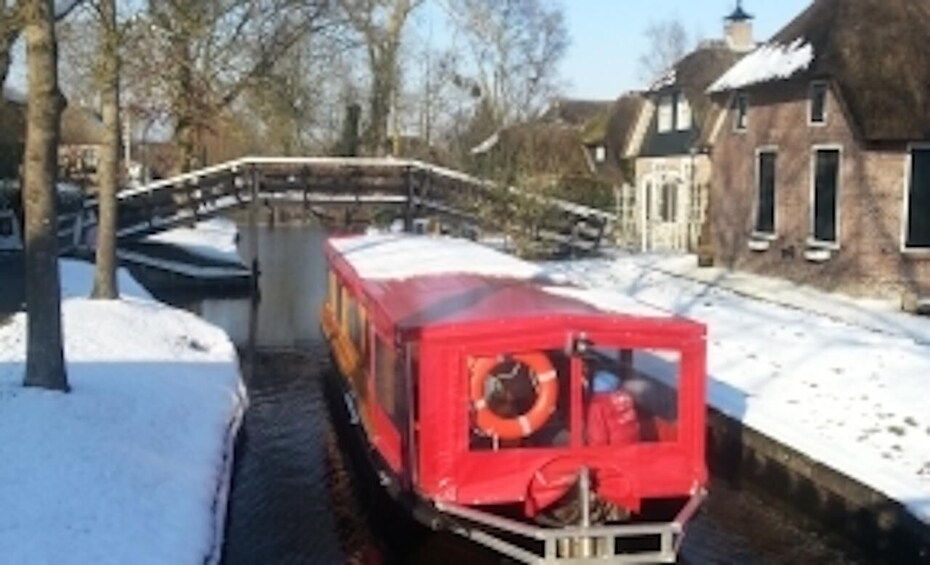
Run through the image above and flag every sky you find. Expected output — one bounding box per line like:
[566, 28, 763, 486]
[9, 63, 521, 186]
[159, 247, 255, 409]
[4, 1, 814, 111]
[559, 0, 812, 99]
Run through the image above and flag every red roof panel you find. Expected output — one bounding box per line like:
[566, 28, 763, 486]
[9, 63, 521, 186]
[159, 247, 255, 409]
[362, 274, 603, 331]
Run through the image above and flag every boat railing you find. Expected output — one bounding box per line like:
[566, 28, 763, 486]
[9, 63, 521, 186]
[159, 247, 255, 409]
[434, 484, 706, 564]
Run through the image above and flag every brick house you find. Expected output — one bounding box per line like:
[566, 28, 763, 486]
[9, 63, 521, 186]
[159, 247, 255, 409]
[628, 5, 751, 251]
[705, 0, 930, 301]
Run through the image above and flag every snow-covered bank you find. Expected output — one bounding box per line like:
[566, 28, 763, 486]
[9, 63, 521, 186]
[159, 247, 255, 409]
[0, 260, 246, 564]
[542, 253, 930, 525]
[144, 217, 242, 265]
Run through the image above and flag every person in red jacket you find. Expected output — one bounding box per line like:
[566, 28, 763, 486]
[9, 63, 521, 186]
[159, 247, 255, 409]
[586, 369, 639, 447]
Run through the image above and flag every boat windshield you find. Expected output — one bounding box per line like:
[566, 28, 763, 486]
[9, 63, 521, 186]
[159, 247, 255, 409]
[468, 344, 680, 451]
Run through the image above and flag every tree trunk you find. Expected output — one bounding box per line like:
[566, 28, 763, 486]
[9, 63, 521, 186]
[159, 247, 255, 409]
[91, 0, 120, 300]
[367, 48, 400, 157]
[176, 119, 197, 173]
[22, 0, 67, 392]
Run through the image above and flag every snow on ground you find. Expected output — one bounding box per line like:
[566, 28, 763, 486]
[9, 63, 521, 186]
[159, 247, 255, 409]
[542, 252, 930, 524]
[708, 38, 814, 93]
[144, 217, 243, 265]
[0, 260, 246, 564]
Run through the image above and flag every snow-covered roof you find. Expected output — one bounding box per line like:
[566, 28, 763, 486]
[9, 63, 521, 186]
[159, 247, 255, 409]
[649, 68, 677, 92]
[331, 234, 545, 281]
[708, 39, 814, 93]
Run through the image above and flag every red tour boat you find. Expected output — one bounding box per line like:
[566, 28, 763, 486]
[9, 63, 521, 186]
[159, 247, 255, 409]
[321, 234, 707, 563]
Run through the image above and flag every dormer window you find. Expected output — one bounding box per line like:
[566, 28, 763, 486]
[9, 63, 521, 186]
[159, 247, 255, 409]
[809, 81, 828, 125]
[594, 145, 606, 163]
[657, 95, 674, 133]
[733, 93, 749, 131]
[676, 96, 692, 131]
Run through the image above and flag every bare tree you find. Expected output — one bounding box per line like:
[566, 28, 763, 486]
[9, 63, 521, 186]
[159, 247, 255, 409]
[444, 0, 569, 129]
[243, 25, 355, 155]
[339, 0, 424, 155]
[637, 18, 690, 85]
[21, 0, 67, 391]
[128, 0, 332, 172]
[90, 0, 118, 299]
[1, 1, 84, 94]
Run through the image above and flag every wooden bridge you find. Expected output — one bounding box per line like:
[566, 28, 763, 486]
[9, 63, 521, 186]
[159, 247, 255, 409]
[59, 157, 617, 256]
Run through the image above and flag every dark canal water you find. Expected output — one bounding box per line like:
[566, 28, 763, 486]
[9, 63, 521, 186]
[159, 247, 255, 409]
[0, 224, 868, 564]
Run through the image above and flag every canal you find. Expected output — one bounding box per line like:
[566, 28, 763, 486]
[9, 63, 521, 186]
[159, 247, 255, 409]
[148, 222, 866, 565]
[0, 222, 868, 564]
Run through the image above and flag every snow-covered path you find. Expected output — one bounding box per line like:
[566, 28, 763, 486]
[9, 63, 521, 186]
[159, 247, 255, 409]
[0, 261, 246, 564]
[543, 254, 930, 525]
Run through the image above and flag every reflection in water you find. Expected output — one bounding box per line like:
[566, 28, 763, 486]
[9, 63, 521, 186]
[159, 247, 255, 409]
[241, 226, 328, 348]
[155, 225, 330, 349]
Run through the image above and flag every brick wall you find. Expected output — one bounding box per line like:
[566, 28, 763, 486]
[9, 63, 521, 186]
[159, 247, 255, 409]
[710, 80, 930, 299]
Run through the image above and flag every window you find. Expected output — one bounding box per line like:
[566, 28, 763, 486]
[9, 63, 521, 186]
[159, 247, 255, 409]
[755, 150, 777, 235]
[468, 348, 570, 451]
[0, 215, 12, 237]
[733, 93, 749, 131]
[660, 182, 678, 222]
[812, 148, 840, 243]
[594, 145, 606, 163]
[676, 96, 692, 131]
[374, 337, 406, 428]
[906, 148, 930, 248]
[809, 82, 828, 125]
[657, 95, 674, 133]
[327, 270, 341, 317]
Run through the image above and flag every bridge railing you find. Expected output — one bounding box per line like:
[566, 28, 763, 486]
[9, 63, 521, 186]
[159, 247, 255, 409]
[67, 156, 617, 255]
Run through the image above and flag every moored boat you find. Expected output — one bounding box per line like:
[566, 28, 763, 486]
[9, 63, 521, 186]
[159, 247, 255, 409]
[321, 233, 707, 563]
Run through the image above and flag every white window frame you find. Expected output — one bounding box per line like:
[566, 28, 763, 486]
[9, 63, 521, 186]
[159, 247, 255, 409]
[676, 95, 692, 131]
[752, 146, 779, 240]
[657, 94, 674, 133]
[594, 145, 606, 163]
[901, 143, 930, 254]
[808, 81, 829, 127]
[808, 144, 843, 249]
[733, 93, 749, 132]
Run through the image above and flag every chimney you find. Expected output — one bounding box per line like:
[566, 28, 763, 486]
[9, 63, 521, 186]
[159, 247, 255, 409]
[724, 1, 755, 53]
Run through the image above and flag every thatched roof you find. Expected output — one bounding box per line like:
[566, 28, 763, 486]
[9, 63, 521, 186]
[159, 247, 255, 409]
[540, 98, 613, 127]
[496, 123, 590, 179]
[582, 93, 644, 147]
[581, 93, 644, 185]
[712, 0, 930, 141]
[654, 43, 745, 129]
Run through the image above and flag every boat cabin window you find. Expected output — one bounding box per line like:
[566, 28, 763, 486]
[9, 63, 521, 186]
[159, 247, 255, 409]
[588, 347, 679, 444]
[374, 335, 407, 429]
[327, 270, 341, 316]
[344, 293, 363, 350]
[467, 346, 680, 451]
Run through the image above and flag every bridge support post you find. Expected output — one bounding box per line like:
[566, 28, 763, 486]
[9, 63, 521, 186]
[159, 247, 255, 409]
[248, 165, 260, 291]
[403, 166, 414, 233]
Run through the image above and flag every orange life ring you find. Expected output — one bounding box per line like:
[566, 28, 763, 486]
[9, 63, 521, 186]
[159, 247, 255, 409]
[470, 353, 559, 440]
